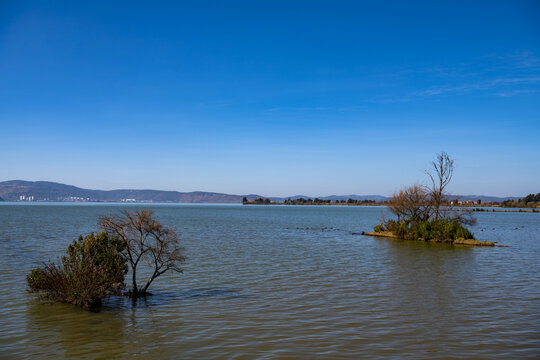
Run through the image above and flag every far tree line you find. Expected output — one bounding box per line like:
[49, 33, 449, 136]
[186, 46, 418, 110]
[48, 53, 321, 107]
[243, 195, 539, 209]
[243, 197, 377, 205]
[500, 193, 540, 208]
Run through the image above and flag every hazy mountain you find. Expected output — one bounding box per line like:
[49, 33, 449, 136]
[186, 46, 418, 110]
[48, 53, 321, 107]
[0, 180, 247, 203]
[450, 195, 520, 202]
[0, 180, 522, 204]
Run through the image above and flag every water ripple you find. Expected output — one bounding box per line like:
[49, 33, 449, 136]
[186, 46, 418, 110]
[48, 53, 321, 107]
[0, 204, 539, 359]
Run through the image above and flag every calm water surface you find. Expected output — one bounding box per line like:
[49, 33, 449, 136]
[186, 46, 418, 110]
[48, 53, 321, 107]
[0, 204, 539, 359]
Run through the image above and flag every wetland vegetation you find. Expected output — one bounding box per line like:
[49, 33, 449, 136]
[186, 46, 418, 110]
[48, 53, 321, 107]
[366, 152, 488, 245]
[27, 210, 185, 310]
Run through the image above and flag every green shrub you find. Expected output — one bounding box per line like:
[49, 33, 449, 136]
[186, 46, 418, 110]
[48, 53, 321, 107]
[27, 232, 127, 311]
[384, 220, 397, 232]
[385, 220, 408, 238]
[408, 218, 474, 242]
[373, 224, 385, 232]
[26, 268, 46, 291]
[453, 223, 474, 239]
[411, 221, 431, 240]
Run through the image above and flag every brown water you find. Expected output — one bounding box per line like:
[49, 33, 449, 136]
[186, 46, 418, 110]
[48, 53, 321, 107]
[0, 204, 539, 359]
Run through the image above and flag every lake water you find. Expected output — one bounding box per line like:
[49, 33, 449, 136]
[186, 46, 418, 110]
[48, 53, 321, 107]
[0, 203, 539, 359]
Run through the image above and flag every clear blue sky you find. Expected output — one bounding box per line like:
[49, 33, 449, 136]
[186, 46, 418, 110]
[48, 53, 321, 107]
[1, 1, 539, 197]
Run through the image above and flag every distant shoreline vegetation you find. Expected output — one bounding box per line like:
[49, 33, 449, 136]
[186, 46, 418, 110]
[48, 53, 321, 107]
[242, 197, 378, 206]
[500, 193, 540, 209]
[242, 196, 539, 212]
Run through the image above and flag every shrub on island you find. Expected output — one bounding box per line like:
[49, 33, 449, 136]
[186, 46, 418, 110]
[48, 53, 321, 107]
[378, 218, 474, 242]
[372, 152, 477, 244]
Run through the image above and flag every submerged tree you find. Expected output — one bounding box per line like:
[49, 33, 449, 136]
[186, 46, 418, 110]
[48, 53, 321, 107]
[99, 210, 185, 297]
[27, 232, 127, 311]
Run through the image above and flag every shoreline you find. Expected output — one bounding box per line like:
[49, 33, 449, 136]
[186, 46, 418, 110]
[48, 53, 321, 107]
[244, 202, 539, 212]
[362, 231, 504, 247]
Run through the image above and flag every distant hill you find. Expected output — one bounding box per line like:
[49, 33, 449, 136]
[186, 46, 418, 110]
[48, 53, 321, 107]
[0, 180, 521, 204]
[0, 180, 247, 203]
[451, 195, 520, 202]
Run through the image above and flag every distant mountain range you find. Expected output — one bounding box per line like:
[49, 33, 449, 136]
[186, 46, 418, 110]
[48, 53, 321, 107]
[0, 180, 247, 203]
[447, 195, 520, 202]
[0, 180, 520, 204]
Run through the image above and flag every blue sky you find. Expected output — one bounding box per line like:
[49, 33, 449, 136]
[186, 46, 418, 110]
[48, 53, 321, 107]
[1, 1, 539, 197]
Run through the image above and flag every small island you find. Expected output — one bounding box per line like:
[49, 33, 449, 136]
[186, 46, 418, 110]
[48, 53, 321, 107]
[364, 152, 498, 247]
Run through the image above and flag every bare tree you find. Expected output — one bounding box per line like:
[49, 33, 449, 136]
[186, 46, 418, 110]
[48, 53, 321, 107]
[387, 184, 431, 225]
[451, 209, 477, 227]
[99, 210, 185, 297]
[426, 152, 454, 221]
[380, 152, 477, 241]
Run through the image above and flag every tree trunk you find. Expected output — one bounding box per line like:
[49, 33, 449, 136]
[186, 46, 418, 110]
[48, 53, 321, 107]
[131, 269, 138, 295]
[141, 271, 158, 294]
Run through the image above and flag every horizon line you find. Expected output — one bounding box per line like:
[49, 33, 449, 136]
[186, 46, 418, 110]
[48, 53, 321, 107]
[0, 179, 527, 199]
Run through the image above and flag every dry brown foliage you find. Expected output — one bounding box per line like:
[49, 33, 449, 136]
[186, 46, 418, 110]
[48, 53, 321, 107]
[99, 210, 185, 297]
